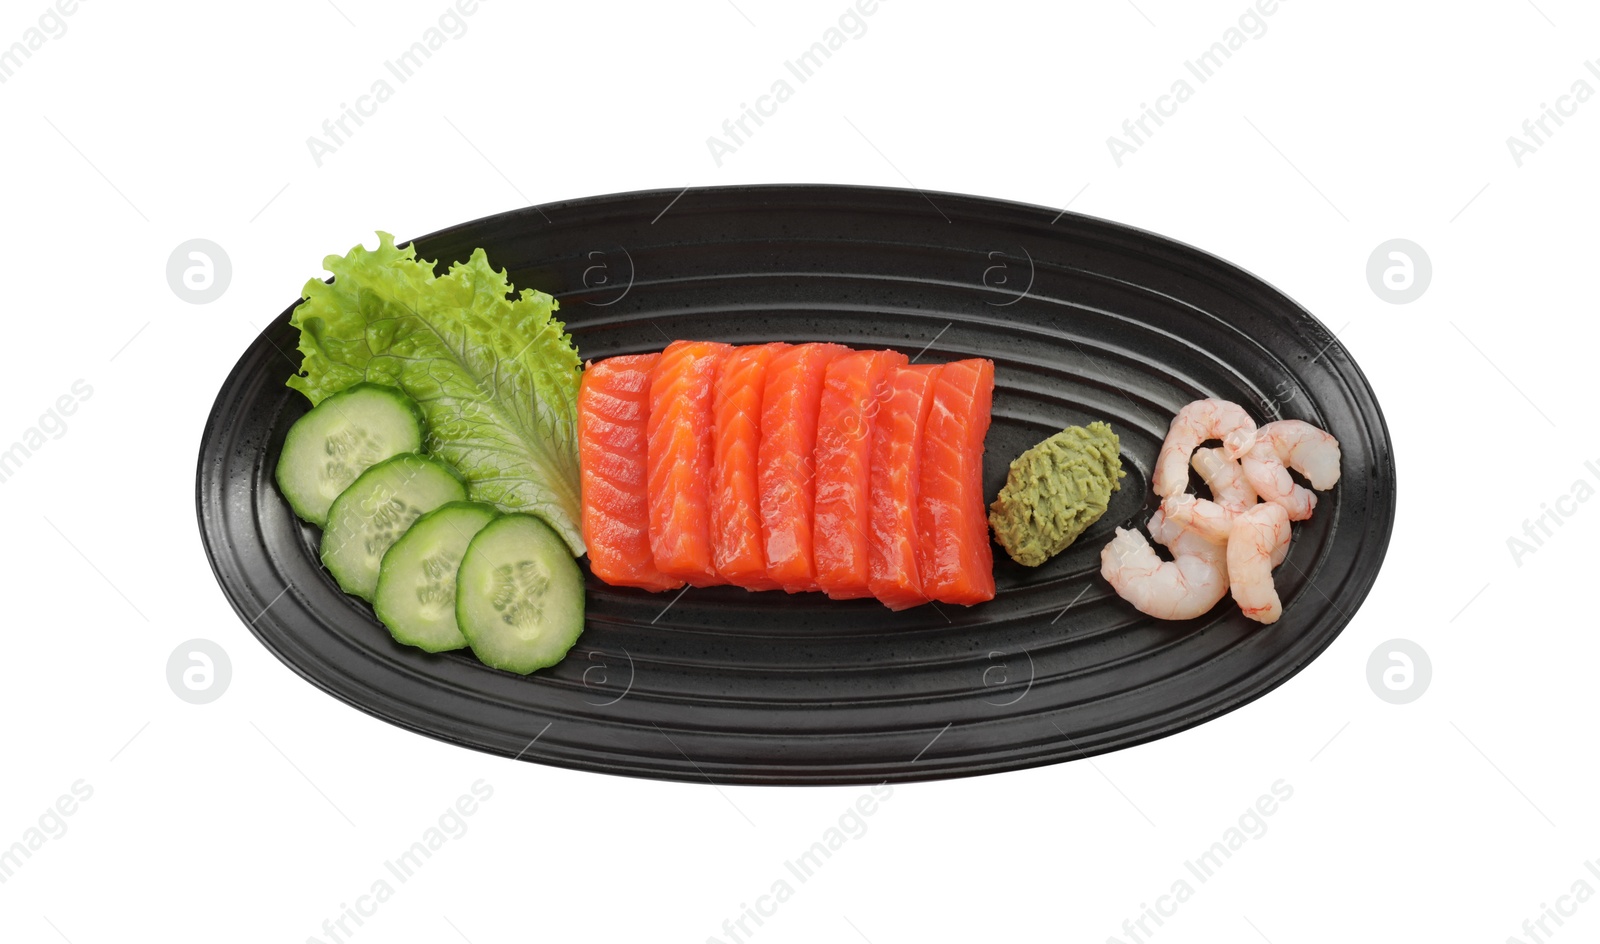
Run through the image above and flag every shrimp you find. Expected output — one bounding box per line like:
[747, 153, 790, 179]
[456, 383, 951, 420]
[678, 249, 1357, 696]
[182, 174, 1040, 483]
[1262, 420, 1341, 490]
[1164, 486, 1289, 565]
[1241, 437, 1316, 520]
[1153, 399, 1257, 498]
[1240, 420, 1340, 520]
[1100, 507, 1228, 621]
[1228, 502, 1291, 624]
[1191, 446, 1258, 515]
[1158, 493, 1233, 543]
[1268, 513, 1290, 568]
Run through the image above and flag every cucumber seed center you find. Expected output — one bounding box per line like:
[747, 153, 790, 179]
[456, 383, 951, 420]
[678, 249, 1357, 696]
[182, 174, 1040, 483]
[323, 426, 386, 486]
[416, 551, 461, 608]
[363, 497, 421, 556]
[492, 560, 550, 636]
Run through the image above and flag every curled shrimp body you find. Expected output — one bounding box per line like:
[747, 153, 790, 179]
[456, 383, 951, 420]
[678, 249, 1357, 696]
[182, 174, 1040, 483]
[1191, 446, 1258, 514]
[1263, 420, 1341, 490]
[1165, 476, 1289, 563]
[1241, 438, 1316, 521]
[1152, 399, 1257, 498]
[1100, 507, 1228, 621]
[1268, 515, 1290, 568]
[1158, 492, 1233, 543]
[1228, 502, 1291, 624]
[1110, 402, 1336, 625]
[1240, 420, 1341, 521]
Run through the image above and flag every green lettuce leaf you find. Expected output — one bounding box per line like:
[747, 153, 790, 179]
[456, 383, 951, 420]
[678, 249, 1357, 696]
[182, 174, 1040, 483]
[287, 232, 585, 555]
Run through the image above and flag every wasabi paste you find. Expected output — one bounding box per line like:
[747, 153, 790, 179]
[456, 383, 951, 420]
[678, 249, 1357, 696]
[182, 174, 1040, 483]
[988, 421, 1124, 567]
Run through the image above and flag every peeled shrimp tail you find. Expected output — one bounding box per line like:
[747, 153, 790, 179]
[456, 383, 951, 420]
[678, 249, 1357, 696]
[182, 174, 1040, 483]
[1101, 521, 1228, 622]
[1191, 446, 1258, 515]
[1228, 503, 1290, 624]
[1260, 420, 1341, 491]
[1158, 493, 1233, 544]
[1241, 438, 1317, 521]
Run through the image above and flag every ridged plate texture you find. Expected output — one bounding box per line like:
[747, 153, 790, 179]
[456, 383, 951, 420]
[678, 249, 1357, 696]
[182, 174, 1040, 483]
[196, 185, 1396, 784]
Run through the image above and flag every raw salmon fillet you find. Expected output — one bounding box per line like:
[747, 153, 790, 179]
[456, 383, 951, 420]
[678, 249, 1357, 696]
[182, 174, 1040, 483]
[759, 342, 850, 593]
[647, 340, 733, 586]
[712, 342, 789, 590]
[917, 358, 996, 605]
[814, 348, 909, 599]
[867, 364, 942, 610]
[578, 354, 684, 592]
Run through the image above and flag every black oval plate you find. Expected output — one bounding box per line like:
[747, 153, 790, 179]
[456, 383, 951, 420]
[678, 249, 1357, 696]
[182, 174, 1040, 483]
[197, 184, 1395, 785]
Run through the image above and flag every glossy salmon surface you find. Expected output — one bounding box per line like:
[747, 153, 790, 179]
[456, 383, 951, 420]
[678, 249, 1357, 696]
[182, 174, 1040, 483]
[917, 358, 996, 606]
[578, 354, 684, 592]
[814, 349, 908, 599]
[647, 340, 733, 586]
[712, 343, 789, 590]
[758, 342, 850, 593]
[867, 364, 942, 610]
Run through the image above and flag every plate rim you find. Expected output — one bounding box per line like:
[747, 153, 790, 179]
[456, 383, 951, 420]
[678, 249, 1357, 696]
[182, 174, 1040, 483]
[195, 182, 1397, 785]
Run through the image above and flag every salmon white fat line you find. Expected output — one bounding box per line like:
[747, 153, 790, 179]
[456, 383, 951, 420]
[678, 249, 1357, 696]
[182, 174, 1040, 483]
[1506, 460, 1600, 567]
[705, 0, 887, 168]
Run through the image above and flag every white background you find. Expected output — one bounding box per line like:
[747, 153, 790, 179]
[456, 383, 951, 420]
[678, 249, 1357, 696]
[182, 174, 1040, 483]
[2, 0, 1596, 941]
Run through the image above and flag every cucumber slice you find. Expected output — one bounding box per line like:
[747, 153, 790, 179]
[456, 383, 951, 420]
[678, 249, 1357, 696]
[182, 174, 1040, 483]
[275, 383, 426, 527]
[374, 502, 500, 652]
[321, 454, 467, 601]
[456, 514, 585, 674]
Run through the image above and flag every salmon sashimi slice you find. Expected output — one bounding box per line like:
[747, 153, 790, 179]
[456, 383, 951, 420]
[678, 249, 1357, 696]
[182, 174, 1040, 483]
[647, 340, 733, 586]
[917, 358, 997, 606]
[759, 341, 851, 593]
[813, 348, 909, 600]
[712, 342, 790, 590]
[867, 364, 942, 610]
[579, 354, 684, 592]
